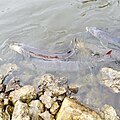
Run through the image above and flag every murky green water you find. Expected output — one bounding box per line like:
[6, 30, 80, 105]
[0, 0, 120, 115]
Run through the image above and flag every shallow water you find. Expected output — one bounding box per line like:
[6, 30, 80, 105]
[0, 0, 120, 115]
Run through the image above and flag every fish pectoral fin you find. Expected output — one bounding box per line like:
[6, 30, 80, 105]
[103, 49, 112, 58]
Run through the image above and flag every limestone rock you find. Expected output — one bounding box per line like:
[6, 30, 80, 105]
[56, 97, 103, 120]
[9, 85, 36, 104]
[40, 91, 54, 109]
[29, 100, 44, 120]
[100, 104, 120, 120]
[100, 67, 120, 93]
[38, 74, 67, 96]
[12, 100, 30, 120]
[39, 111, 54, 120]
[50, 101, 60, 115]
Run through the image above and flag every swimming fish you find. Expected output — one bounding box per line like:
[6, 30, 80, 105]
[86, 27, 120, 50]
[9, 41, 76, 61]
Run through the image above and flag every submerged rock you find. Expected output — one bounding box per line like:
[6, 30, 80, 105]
[99, 67, 120, 93]
[29, 100, 44, 120]
[12, 100, 30, 120]
[0, 63, 18, 74]
[56, 97, 102, 120]
[9, 85, 36, 104]
[100, 104, 120, 120]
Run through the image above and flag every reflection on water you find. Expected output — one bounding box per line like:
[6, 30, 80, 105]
[0, 0, 120, 115]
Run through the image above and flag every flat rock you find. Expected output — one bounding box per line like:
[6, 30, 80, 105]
[99, 67, 120, 93]
[9, 85, 36, 104]
[29, 100, 44, 120]
[56, 97, 103, 120]
[12, 100, 30, 120]
[100, 104, 120, 120]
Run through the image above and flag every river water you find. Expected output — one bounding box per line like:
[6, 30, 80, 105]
[0, 0, 120, 115]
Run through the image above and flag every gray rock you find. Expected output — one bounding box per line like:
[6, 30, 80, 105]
[12, 100, 30, 120]
[56, 97, 103, 120]
[29, 100, 44, 120]
[39, 111, 54, 120]
[99, 67, 120, 93]
[100, 104, 120, 120]
[9, 85, 36, 104]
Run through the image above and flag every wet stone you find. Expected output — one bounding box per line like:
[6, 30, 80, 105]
[57, 94, 66, 102]
[68, 85, 79, 94]
[100, 104, 120, 120]
[9, 85, 37, 104]
[56, 97, 103, 120]
[39, 111, 54, 120]
[12, 100, 30, 120]
[29, 100, 44, 120]
[40, 91, 54, 109]
[38, 74, 68, 96]
[50, 101, 60, 115]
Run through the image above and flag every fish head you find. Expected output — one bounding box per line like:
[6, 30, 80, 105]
[9, 42, 24, 54]
[86, 27, 99, 37]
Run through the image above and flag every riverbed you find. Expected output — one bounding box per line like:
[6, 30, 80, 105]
[0, 0, 120, 115]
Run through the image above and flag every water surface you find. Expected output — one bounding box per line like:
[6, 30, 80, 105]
[0, 0, 120, 115]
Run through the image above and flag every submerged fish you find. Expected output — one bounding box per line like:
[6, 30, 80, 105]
[86, 27, 120, 49]
[9, 42, 76, 61]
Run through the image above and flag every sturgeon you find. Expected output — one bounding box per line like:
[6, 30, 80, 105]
[9, 42, 76, 61]
[86, 27, 120, 49]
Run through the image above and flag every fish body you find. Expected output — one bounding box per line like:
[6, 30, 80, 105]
[86, 27, 120, 49]
[9, 42, 76, 61]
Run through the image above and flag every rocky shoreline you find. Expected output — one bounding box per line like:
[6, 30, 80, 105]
[0, 69, 119, 120]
